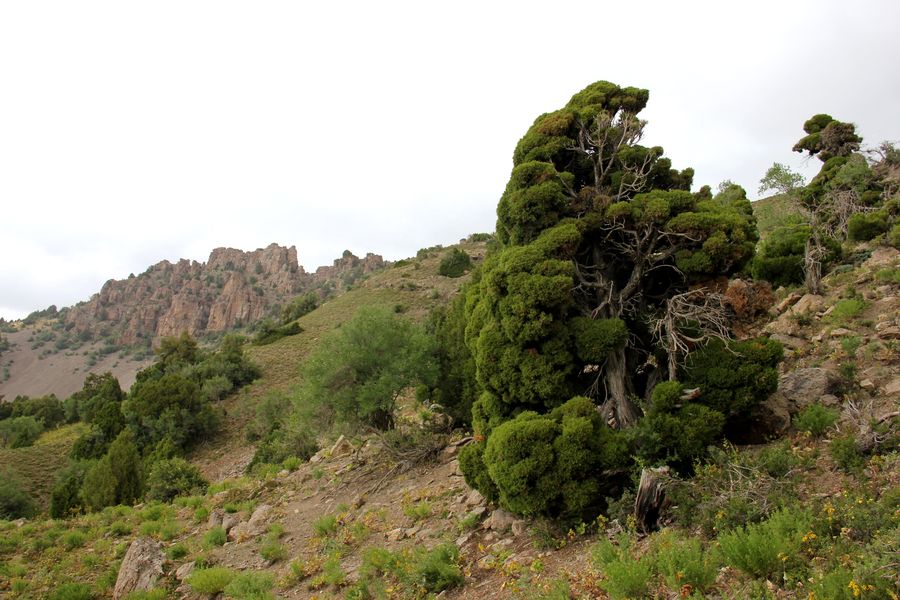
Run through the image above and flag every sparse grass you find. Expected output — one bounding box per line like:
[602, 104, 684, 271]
[224, 570, 276, 600]
[825, 298, 866, 325]
[402, 499, 432, 521]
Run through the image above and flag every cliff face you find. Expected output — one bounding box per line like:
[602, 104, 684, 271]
[64, 244, 312, 345]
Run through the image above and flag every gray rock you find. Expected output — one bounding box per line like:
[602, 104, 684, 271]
[207, 509, 224, 529]
[229, 504, 274, 541]
[778, 367, 841, 411]
[485, 509, 516, 532]
[885, 377, 900, 396]
[511, 520, 528, 537]
[113, 538, 165, 600]
[465, 489, 484, 507]
[221, 512, 242, 533]
[174, 561, 195, 582]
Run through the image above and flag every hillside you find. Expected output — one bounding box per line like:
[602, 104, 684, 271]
[0, 246, 385, 400]
[1, 235, 897, 599]
[751, 194, 805, 240]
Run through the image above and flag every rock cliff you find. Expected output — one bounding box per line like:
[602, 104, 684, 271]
[63, 244, 313, 345]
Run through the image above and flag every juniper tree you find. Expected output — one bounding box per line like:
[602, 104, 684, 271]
[466, 81, 757, 430]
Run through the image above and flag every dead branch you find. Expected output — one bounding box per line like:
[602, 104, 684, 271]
[651, 288, 733, 381]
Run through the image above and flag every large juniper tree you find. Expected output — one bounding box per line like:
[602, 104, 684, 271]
[465, 81, 758, 433]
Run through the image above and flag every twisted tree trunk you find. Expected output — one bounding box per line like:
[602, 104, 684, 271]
[602, 345, 641, 428]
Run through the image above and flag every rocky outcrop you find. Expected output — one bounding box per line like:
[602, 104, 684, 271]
[314, 251, 386, 287]
[61, 245, 389, 346]
[63, 244, 313, 345]
[112, 538, 165, 599]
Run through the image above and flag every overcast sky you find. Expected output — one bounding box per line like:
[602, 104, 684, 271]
[1, 1, 898, 320]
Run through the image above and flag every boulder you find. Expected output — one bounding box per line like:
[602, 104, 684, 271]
[485, 509, 516, 532]
[222, 512, 242, 533]
[174, 561, 195, 582]
[790, 293, 826, 316]
[885, 377, 900, 397]
[778, 367, 841, 412]
[863, 246, 899, 269]
[465, 489, 484, 507]
[329, 435, 354, 458]
[113, 538, 165, 600]
[207, 509, 224, 529]
[229, 504, 274, 541]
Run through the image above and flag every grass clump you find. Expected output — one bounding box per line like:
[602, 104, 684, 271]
[313, 514, 338, 537]
[122, 590, 167, 600]
[402, 499, 432, 521]
[188, 566, 237, 594]
[166, 542, 189, 560]
[717, 507, 812, 581]
[592, 535, 652, 600]
[48, 583, 93, 600]
[259, 524, 287, 563]
[223, 571, 275, 600]
[829, 435, 864, 472]
[794, 404, 839, 437]
[60, 530, 87, 550]
[650, 529, 719, 594]
[825, 298, 866, 325]
[204, 525, 228, 548]
[350, 543, 463, 598]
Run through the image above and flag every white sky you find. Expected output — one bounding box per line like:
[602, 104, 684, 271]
[1, 1, 899, 320]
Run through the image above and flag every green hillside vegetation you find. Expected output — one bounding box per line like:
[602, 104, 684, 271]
[1, 84, 898, 599]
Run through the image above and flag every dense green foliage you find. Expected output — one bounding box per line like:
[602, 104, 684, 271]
[0, 416, 44, 448]
[437, 248, 473, 277]
[145, 458, 208, 502]
[477, 396, 629, 518]
[453, 81, 774, 517]
[428, 288, 478, 427]
[49, 461, 91, 518]
[298, 305, 436, 430]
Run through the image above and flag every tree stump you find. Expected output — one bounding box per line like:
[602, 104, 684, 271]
[634, 467, 670, 534]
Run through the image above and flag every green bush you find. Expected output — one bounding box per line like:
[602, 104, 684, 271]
[794, 404, 839, 437]
[203, 526, 227, 548]
[48, 583, 93, 600]
[650, 530, 719, 594]
[592, 536, 652, 600]
[299, 305, 437, 430]
[682, 337, 783, 419]
[145, 458, 208, 502]
[438, 248, 473, 277]
[0, 469, 36, 519]
[223, 571, 275, 600]
[50, 461, 91, 518]
[478, 397, 629, 518]
[634, 383, 725, 473]
[0, 415, 44, 448]
[313, 514, 338, 537]
[166, 542, 188, 560]
[61, 530, 87, 550]
[829, 435, 864, 472]
[825, 298, 866, 324]
[847, 212, 888, 241]
[121, 590, 166, 600]
[8, 395, 66, 428]
[107, 429, 143, 505]
[718, 507, 812, 580]
[412, 544, 463, 593]
[188, 567, 236, 594]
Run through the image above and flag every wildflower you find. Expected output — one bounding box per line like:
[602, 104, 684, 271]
[802, 531, 817, 543]
[848, 579, 862, 598]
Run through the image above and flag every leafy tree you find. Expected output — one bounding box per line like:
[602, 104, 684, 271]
[70, 372, 124, 424]
[299, 305, 436, 430]
[758, 163, 806, 196]
[0, 416, 44, 448]
[124, 372, 217, 451]
[9, 395, 65, 428]
[466, 81, 757, 430]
